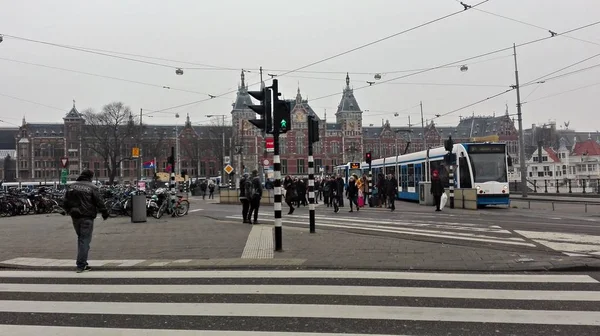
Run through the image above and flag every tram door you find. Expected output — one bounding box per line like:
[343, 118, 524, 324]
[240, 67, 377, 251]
[415, 164, 422, 197]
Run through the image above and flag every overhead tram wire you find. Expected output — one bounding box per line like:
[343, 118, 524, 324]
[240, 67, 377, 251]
[0, 92, 67, 112]
[464, 4, 600, 48]
[148, 19, 600, 115]
[433, 61, 600, 121]
[271, 0, 492, 79]
[149, 0, 493, 114]
[0, 57, 226, 99]
[306, 20, 600, 104]
[521, 52, 600, 87]
[524, 81, 600, 104]
[2, 33, 512, 76]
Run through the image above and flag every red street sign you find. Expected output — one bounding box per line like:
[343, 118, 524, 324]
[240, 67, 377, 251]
[60, 157, 69, 168]
[265, 138, 274, 153]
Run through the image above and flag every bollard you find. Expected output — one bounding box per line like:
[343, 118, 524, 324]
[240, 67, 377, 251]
[552, 202, 555, 211]
[544, 180, 548, 193]
[533, 180, 537, 193]
[528, 201, 531, 209]
[569, 179, 572, 193]
[556, 179, 559, 193]
[585, 203, 588, 213]
[583, 180, 587, 194]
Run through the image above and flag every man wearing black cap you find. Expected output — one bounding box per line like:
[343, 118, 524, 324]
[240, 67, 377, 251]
[63, 169, 109, 273]
[247, 170, 262, 224]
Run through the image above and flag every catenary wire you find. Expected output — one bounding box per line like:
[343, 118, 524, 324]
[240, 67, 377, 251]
[0, 57, 226, 99]
[306, 20, 600, 103]
[146, 0, 493, 114]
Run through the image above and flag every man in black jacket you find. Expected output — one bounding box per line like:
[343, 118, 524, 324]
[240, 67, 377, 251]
[247, 170, 263, 224]
[63, 170, 109, 273]
[239, 173, 250, 223]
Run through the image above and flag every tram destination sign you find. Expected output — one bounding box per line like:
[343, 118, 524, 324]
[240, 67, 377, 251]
[468, 144, 505, 153]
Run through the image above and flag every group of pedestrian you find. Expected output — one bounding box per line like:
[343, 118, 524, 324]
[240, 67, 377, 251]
[238, 170, 263, 224]
[192, 179, 215, 200]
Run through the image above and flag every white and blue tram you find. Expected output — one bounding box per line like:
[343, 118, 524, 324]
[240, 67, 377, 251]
[333, 162, 367, 187]
[369, 143, 510, 206]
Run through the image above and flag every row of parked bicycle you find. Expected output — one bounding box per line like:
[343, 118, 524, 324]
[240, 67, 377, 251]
[102, 186, 189, 218]
[0, 189, 64, 217]
[0, 186, 189, 219]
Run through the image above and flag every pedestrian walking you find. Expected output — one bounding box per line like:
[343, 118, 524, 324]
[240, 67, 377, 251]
[63, 170, 109, 273]
[247, 170, 263, 224]
[346, 176, 359, 212]
[431, 169, 445, 211]
[200, 181, 207, 200]
[208, 182, 215, 199]
[239, 173, 250, 223]
[388, 173, 398, 212]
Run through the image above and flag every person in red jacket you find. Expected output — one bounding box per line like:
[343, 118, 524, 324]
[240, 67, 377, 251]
[430, 170, 445, 212]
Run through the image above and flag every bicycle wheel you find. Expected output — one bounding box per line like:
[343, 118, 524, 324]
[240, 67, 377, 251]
[174, 200, 189, 217]
[154, 202, 167, 219]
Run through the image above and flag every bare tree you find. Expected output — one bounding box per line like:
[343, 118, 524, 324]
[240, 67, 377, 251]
[83, 102, 135, 184]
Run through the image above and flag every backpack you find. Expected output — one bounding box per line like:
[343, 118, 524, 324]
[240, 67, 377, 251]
[244, 179, 254, 199]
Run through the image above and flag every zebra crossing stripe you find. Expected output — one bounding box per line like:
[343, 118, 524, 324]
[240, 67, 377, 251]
[0, 325, 404, 336]
[1, 283, 599, 301]
[2, 300, 599, 325]
[0, 270, 595, 282]
[227, 215, 537, 247]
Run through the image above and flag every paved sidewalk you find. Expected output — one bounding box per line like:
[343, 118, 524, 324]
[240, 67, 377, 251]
[1, 214, 599, 271]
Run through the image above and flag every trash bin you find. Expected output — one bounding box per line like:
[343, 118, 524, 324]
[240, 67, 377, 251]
[131, 194, 147, 223]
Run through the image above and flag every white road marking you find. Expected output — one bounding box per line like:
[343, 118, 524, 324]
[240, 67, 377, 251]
[189, 209, 203, 213]
[0, 270, 594, 282]
[241, 225, 274, 259]
[516, 230, 600, 255]
[1, 283, 598, 301]
[2, 301, 600, 325]
[227, 216, 536, 248]
[0, 325, 403, 336]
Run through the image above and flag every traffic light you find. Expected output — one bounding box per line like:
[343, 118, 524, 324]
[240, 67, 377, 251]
[247, 87, 272, 133]
[365, 152, 372, 165]
[308, 115, 319, 144]
[274, 100, 291, 133]
[444, 135, 454, 152]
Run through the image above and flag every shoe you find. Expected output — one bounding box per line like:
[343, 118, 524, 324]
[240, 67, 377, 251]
[288, 208, 294, 215]
[243, 219, 249, 224]
[253, 221, 259, 225]
[76, 266, 91, 273]
[435, 209, 441, 212]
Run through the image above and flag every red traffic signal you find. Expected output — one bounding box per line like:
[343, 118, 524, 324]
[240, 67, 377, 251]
[365, 151, 372, 164]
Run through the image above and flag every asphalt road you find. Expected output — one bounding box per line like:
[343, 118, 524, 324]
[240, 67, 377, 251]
[0, 269, 598, 335]
[192, 197, 600, 258]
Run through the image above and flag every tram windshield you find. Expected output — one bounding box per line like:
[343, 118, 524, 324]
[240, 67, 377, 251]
[469, 152, 507, 183]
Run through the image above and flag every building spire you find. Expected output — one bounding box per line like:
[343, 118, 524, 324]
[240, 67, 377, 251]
[346, 72, 350, 87]
[240, 70, 245, 89]
[73, 99, 76, 109]
[185, 113, 191, 127]
[22, 116, 26, 126]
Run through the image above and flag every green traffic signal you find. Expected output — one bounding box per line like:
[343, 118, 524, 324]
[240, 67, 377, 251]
[280, 119, 287, 128]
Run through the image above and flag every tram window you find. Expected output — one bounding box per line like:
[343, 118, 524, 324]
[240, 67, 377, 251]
[400, 165, 408, 192]
[407, 164, 415, 188]
[459, 157, 472, 188]
[385, 166, 395, 176]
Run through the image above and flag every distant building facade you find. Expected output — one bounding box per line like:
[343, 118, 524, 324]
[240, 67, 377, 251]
[0, 72, 522, 182]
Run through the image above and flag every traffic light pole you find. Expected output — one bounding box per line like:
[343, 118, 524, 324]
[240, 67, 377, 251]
[308, 141, 316, 233]
[273, 130, 283, 251]
[449, 151, 455, 209]
[170, 146, 176, 194]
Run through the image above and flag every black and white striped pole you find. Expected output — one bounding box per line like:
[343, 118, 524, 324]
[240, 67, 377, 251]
[273, 131, 283, 249]
[366, 152, 373, 205]
[444, 136, 455, 209]
[308, 115, 318, 233]
[247, 78, 289, 251]
[169, 146, 176, 194]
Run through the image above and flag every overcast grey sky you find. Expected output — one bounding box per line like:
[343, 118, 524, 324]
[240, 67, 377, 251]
[1, 0, 599, 131]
